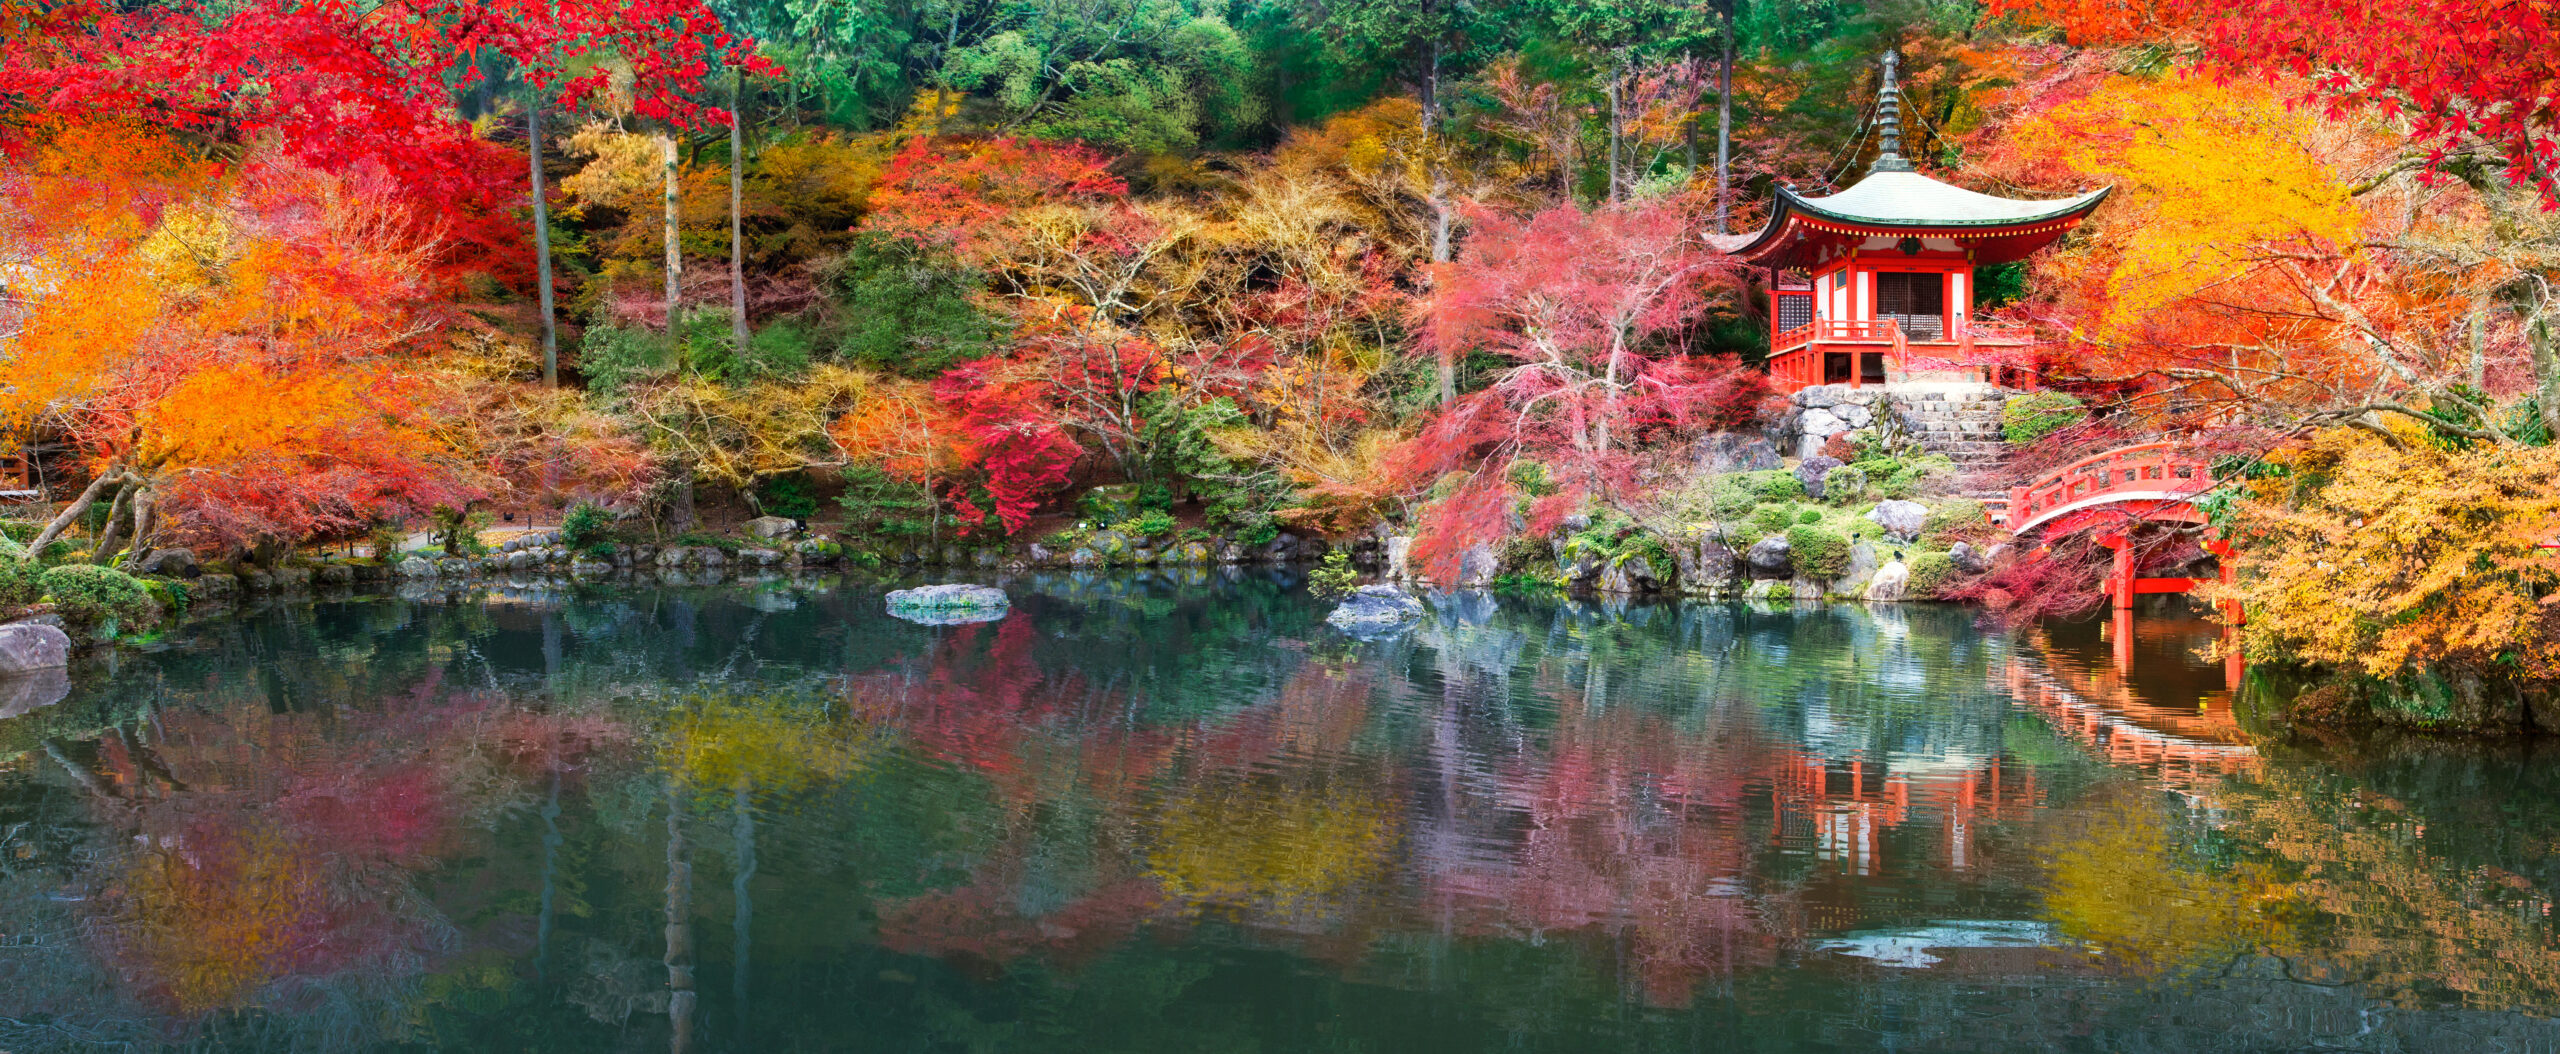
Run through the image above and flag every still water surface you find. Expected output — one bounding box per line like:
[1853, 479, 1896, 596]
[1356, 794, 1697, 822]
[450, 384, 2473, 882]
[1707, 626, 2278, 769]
[1, 573, 2555, 1051]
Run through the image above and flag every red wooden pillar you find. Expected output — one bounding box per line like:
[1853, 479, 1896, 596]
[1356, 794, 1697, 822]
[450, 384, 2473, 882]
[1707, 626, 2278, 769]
[2202, 538, 2243, 625]
[2111, 605, 2135, 673]
[2096, 531, 2133, 609]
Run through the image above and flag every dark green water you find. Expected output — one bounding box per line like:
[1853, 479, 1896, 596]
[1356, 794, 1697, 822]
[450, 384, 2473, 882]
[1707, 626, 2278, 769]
[1, 573, 2554, 1052]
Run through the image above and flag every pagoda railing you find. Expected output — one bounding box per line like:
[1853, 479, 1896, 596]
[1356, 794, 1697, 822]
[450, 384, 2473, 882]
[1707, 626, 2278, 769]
[1767, 320, 2036, 393]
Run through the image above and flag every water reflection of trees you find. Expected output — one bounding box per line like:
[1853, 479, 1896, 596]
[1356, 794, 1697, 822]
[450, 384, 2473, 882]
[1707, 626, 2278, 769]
[0, 581, 2555, 1049]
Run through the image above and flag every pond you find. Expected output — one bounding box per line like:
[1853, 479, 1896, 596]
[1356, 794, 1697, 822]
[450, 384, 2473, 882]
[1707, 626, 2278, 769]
[1, 573, 2555, 1051]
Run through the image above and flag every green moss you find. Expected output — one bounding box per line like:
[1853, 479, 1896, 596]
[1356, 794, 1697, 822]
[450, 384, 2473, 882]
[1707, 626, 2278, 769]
[1821, 464, 1869, 505]
[1785, 524, 1851, 580]
[2002, 391, 2088, 445]
[1796, 508, 1823, 525]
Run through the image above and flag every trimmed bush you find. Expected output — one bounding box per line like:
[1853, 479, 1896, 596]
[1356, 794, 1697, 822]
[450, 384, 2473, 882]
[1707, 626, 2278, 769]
[41, 564, 153, 628]
[1907, 551, 1959, 597]
[2002, 391, 2088, 444]
[1747, 503, 1797, 537]
[1797, 508, 1824, 525]
[560, 502, 614, 549]
[1785, 525, 1852, 580]
[0, 559, 43, 607]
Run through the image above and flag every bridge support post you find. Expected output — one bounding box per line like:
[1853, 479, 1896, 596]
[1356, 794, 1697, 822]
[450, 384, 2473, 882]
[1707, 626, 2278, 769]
[2096, 531, 2133, 610]
[2203, 538, 2243, 625]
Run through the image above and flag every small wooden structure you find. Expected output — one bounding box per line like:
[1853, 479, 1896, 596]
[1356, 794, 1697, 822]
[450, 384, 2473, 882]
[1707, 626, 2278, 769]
[1712, 53, 2108, 393]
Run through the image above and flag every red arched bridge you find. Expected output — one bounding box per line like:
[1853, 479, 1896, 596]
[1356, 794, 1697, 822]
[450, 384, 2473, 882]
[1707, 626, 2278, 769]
[1985, 443, 2238, 615]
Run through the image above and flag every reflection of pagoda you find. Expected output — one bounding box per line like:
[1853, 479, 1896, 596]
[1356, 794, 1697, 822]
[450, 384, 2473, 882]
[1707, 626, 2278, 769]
[1710, 52, 2109, 393]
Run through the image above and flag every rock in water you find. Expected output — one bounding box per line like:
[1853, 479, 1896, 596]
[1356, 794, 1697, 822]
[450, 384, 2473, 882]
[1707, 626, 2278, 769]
[0, 665, 69, 719]
[1327, 584, 1425, 636]
[1865, 560, 1910, 602]
[885, 584, 1010, 625]
[1867, 500, 1929, 543]
[0, 623, 70, 675]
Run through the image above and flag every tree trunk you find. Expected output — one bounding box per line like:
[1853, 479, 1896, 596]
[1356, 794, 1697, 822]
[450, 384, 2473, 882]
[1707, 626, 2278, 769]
[2530, 300, 2560, 439]
[729, 68, 751, 356]
[90, 483, 132, 562]
[662, 132, 684, 337]
[1431, 184, 1456, 406]
[126, 487, 152, 562]
[1716, 3, 1734, 234]
[531, 88, 560, 386]
[1604, 63, 1624, 205]
[29, 470, 124, 556]
[731, 778, 756, 1048]
[664, 777, 696, 1054]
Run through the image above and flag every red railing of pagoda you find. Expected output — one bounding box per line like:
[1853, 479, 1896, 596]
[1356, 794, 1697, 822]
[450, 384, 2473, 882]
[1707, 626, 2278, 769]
[1767, 320, 2036, 393]
[2005, 442, 2216, 535]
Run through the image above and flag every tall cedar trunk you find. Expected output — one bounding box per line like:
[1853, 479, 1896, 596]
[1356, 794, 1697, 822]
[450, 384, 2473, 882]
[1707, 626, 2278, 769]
[664, 778, 695, 1054]
[1604, 65, 1623, 205]
[729, 69, 750, 355]
[1432, 188, 1456, 405]
[662, 133, 683, 336]
[530, 89, 560, 386]
[1716, 2, 1734, 234]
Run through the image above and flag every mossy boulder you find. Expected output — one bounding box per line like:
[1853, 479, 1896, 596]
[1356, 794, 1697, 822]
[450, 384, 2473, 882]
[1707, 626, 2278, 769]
[1784, 524, 1852, 581]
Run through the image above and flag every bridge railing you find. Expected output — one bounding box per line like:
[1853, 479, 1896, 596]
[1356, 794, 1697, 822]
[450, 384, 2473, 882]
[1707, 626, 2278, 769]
[2006, 442, 2217, 531]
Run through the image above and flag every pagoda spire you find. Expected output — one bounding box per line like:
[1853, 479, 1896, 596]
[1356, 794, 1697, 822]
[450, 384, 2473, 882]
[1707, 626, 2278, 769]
[1871, 50, 1916, 174]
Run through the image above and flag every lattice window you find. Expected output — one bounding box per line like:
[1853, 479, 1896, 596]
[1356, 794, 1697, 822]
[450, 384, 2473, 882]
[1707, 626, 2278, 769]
[1874, 271, 1945, 340]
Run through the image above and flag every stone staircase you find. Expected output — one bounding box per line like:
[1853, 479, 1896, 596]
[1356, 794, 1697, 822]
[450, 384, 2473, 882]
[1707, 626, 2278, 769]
[1883, 383, 2011, 474]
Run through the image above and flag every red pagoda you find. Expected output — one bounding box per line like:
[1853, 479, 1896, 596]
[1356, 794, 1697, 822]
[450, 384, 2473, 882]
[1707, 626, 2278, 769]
[1711, 53, 2108, 393]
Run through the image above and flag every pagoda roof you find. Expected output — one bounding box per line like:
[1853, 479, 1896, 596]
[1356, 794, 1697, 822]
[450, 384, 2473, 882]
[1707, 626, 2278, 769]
[1712, 170, 2110, 268]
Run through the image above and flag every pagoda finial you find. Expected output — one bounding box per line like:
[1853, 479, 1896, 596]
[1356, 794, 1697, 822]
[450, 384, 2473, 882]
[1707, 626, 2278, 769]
[1872, 50, 1916, 174]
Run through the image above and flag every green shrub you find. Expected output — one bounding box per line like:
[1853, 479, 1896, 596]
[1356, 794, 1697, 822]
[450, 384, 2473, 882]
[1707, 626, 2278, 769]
[560, 502, 615, 549]
[1308, 550, 1358, 600]
[1079, 484, 1145, 523]
[1043, 525, 1092, 549]
[1906, 551, 1959, 597]
[1797, 507, 1824, 525]
[823, 233, 1009, 377]
[583, 541, 618, 562]
[580, 324, 678, 395]
[839, 465, 934, 540]
[0, 559, 43, 607]
[1117, 509, 1177, 539]
[2002, 391, 2088, 444]
[753, 474, 821, 520]
[1785, 524, 1852, 580]
[41, 564, 153, 628]
[1921, 500, 1987, 542]
[1709, 470, 1806, 518]
[1747, 503, 1796, 537]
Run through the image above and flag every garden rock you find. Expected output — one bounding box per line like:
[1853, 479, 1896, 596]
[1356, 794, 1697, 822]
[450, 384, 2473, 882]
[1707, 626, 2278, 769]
[314, 563, 355, 585]
[1686, 538, 1743, 593]
[1692, 432, 1782, 474]
[1864, 559, 1910, 602]
[0, 622, 70, 674]
[1836, 541, 1880, 594]
[1385, 536, 1412, 580]
[747, 516, 799, 540]
[1867, 500, 1929, 543]
[1796, 454, 1844, 499]
[136, 548, 198, 578]
[1949, 542, 1986, 575]
[885, 584, 1010, 625]
[1326, 584, 1425, 635]
[1744, 536, 1793, 579]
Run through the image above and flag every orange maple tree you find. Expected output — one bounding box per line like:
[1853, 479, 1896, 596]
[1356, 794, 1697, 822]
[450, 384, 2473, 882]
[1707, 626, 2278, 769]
[0, 123, 479, 553]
